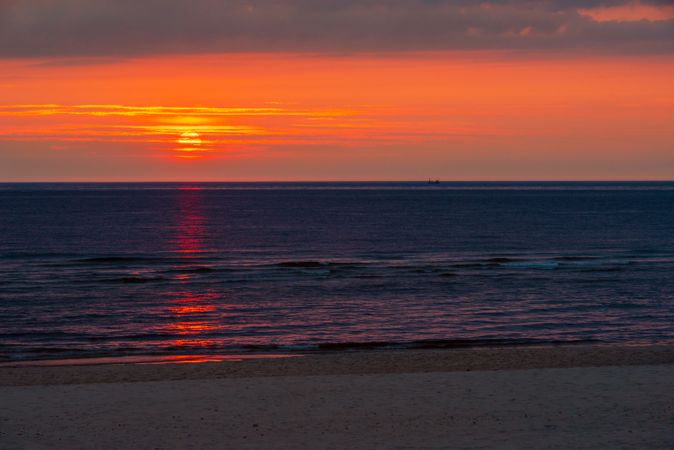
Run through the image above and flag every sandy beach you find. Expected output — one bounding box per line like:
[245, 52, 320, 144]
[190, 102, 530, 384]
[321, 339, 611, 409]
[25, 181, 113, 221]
[1, 345, 673, 449]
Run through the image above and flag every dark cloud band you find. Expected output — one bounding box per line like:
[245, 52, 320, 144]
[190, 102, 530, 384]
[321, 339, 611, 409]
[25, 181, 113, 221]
[0, 0, 672, 57]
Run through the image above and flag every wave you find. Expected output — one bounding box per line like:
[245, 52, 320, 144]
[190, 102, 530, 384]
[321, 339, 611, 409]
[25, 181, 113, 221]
[553, 256, 601, 262]
[267, 257, 625, 272]
[275, 261, 326, 268]
[0, 251, 82, 261]
[160, 266, 217, 274]
[76, 256, 168, 264]
[273, 261, 364, 269]
[0, 336, 602, 363]
[101, 276, 167, 284]
[484, 257, 521, 264]
[573, 266, 627, 273]
[242, 337, 597, 353]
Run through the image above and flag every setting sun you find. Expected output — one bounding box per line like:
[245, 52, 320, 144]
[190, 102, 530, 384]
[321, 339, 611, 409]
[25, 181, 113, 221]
[175, 131, 205, 158]
[178, 131, 202, 146]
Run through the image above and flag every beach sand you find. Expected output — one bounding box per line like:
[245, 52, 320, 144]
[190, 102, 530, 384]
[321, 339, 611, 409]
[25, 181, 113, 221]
[1, 345, 673, 449]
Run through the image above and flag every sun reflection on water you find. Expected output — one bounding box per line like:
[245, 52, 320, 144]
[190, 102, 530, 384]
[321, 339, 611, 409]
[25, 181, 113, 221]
[164, 187, 220, 352]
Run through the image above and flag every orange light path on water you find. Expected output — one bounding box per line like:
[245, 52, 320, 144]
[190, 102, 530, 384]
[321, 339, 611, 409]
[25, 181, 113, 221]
[161, 187, 221, 351]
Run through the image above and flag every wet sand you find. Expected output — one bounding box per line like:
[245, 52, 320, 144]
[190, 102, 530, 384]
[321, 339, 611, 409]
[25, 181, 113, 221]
[1, 345, 673, 449]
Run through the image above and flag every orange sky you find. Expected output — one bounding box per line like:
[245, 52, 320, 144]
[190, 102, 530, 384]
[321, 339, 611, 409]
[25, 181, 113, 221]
[1, 0, 674, 181]
[0, 2, 674, 185]
[1, 52, 672, 181]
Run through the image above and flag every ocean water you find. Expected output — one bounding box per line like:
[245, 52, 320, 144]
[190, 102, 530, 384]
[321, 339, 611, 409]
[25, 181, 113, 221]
[1, 182, 673, 362]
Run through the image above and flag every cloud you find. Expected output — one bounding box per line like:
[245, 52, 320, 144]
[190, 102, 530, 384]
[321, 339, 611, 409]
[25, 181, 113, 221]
[578, 0, 674, 22]
[0, 0, 672, 57]
[0, 103, 405, 159]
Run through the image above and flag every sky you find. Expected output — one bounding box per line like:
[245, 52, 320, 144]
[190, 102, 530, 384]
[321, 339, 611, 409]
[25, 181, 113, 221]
[0, 0, 673, 181]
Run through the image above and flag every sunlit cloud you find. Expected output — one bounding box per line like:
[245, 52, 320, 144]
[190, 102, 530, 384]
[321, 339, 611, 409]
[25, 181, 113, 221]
[1, 0, 673, 57]
[0, 103, 450, 159]
[578, 1, 674, 22]
[0, 104, 354, 118]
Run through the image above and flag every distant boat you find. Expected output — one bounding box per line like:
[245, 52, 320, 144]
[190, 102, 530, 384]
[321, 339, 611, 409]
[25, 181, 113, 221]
[428, 178, 440, 184]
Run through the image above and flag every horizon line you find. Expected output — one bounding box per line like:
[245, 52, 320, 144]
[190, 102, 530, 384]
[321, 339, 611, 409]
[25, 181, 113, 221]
[1, 180, 674, 184]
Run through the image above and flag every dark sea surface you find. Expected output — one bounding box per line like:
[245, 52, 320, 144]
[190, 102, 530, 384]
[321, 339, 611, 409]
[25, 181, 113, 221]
[1, 182, 673, 362]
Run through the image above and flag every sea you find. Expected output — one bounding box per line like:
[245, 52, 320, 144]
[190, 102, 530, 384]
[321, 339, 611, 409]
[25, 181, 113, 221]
[1, 182, 673, 363]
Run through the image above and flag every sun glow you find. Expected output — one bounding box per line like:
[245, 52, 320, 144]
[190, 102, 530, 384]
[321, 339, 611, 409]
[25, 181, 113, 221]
[0, 103, 370, 162]
[178, 131, 202, 146]
[1, 51, 674, 179]
[176, 131, 207, 158]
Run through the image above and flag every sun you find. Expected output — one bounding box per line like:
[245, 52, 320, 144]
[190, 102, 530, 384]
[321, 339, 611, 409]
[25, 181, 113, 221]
[177, 131, 202, 146]
[174, 131, 207, 159]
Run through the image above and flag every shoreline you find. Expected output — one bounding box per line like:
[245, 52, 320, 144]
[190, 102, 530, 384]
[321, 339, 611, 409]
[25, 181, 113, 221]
[2, 343, 673, 387]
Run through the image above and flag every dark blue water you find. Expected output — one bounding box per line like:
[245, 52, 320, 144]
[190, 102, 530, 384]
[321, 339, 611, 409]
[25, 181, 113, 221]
[1, 182, 673, 361]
